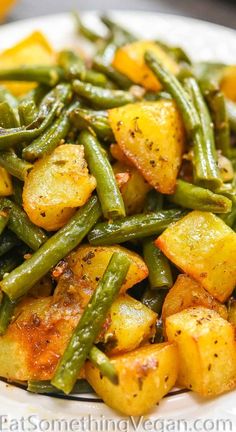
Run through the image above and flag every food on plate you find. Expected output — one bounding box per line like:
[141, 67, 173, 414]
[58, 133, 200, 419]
[0, 12, 235, 415]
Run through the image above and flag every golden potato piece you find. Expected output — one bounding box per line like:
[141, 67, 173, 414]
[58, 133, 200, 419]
[0, 296, 82, 381]
[162, 274, 228, 321]
[156, 211, 236, 302]
[113, 162, 151, 215]
[220, 65, 236, 102]
[23, 144, 96, 231]
[166, 307, 236, 397]
[85, 342, 178, 415]
[0, 167, 13, 196]
[112, 40, 179, 91]
[67, 244, 148, 293]
[100, 294, 157, 354]
[108, 101, 185, 194]
[0, 31, 55, 95]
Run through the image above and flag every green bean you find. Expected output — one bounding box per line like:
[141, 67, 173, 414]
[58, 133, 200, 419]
[0, 293, 16, 335]
[0, 198, 47, 251]
[0, 150, 32, 181]
[18, 99, 38, 126]
[58, 50, 108, 87]
[0, 210, 9, 235]
[169, 179, 231, 213]
[144, 190, 163, 213]
[89, 345, 118, 384]
[28, 379, 93, 394]
[70, 107, 114, 142]
[0, 84, 72, 149]
[221, 200, 236, 227]
[199, 78, 230, 157]
[0, 101, 20, 128]
[88, 209, 186, 245]
[144, 91, 172, 102]
[143, 238, 173, 290]
[21, 84, 50, 106]
[1, 196, 101, 301]
[73, 79, 135, 109]
[73, 11, 104, 42]
[184, 77, 222, 190]
[141, 288, 167, 314]
[0, 85, 18, 109]
[79, 130, 125, 219]
[0, 230, 20, 257]
[156, 40, 191, 65]
[51, 252, 130, 394]
[100, 15, 136, 45]
[0, 66, 64, 86]
[144, 51, 200, 135]
[93, 58, 133, 89]
[12, 179, 23, 207]
[226, 99, 236, 133]
[22, 100, 80, 161]
[0, 86, 19, 124]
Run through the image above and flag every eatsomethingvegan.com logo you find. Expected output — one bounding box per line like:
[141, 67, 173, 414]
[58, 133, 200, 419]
[0, 415, 233, 431]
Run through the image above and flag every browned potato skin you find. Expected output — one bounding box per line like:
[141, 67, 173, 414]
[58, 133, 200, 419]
[23, 144, 96, 231]
[99, 294, 157, 355]
[156, 211, 236, 302]
[166, 307, 236, 397]
[67, 244, 148, 294]
[113, 162, 151, 215]
[85, 343, 178, 415]
[112, 40, 179, 91]
[162, 274, 228, 322]
[108, 101, 185, 194]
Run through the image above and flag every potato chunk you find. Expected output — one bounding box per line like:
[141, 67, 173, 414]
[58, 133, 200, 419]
[67, 244, 148, 294]
[162, 274, 228, 321]
[23, 144, 96, 231]
[156, 211, 236, 302]
[166, 307, 236, 396]
[108, 101, 185, 194]
[85, 343, 178, 415]
[112, 40, 179, 91]
[100, 294, 157, 354]
[0, 31, 55, 96]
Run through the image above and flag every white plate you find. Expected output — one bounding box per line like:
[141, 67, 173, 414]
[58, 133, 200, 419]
[0, 11, 236, 431]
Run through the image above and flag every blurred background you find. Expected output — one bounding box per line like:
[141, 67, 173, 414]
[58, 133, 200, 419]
[1, 0, 236, 28]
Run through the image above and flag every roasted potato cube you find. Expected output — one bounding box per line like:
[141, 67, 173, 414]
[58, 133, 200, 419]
[0, 31, 55, 95]
[85, 342, 178, 415]
[162, 274, 228, 321]
[112, 40, 179, 91]
[220, 65, 236, 102]
[0, 296, 82, 381]
[156, 211, 236, 302]
[100, 294, 157, 354]
[0, 167, 13, 196]
[113, 162, 151, 215]
[0, 0, 16, 22]
[166, 307, 236, 396]
[23, 144, 96, 231]
[108, 101, 185, 194]
[67, 244, 148, 294]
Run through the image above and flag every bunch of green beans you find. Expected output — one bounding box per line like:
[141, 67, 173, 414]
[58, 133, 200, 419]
[0, 12, 235, 399]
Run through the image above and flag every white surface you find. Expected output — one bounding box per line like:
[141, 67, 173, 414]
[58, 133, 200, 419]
[0, 11, 236, 431]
